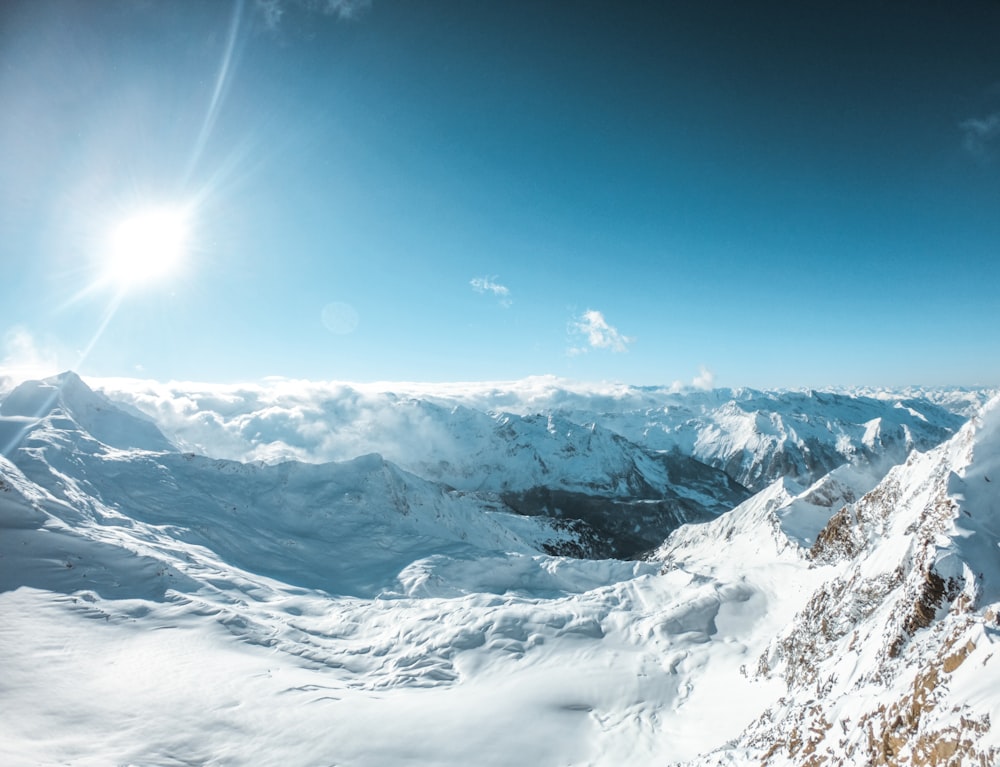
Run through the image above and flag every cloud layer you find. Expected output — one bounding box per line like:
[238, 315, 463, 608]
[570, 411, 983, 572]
[89, 375, 676, 469]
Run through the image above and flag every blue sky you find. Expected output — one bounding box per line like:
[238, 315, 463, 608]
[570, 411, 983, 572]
[2, 0, 999, 388]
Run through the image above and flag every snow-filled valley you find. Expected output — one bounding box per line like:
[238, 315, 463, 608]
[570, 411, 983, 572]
[2, 372, 999, 766]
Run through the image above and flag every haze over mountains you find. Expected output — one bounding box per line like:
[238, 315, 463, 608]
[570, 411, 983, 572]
[1, 371, 998, 765]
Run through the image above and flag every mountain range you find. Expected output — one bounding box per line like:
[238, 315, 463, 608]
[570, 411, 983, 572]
[1, 371, 997, 765]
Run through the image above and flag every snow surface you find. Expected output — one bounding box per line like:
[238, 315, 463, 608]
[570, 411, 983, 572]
[1, 372, 997, 766]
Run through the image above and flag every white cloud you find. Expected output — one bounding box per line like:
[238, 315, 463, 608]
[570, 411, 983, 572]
[92, 378, 473, 469]
[470, 276, 512, 308]
[569, 310, 633, 354]
[671, 366, 717, 392]
[960, 112, 1000, 159]
[692, 366, 715, 390]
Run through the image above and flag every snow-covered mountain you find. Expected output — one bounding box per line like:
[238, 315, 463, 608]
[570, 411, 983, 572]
[553, 388, 967, 493]
[92, 376, 973, 555]
[675, 395, 1000, 766]
[93, 378, 759, 557]
[2, 371, 998, 766]
[0, 372, 597, 597]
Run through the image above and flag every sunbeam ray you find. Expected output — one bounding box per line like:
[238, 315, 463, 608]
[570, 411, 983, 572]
[181, 0, 246, 191]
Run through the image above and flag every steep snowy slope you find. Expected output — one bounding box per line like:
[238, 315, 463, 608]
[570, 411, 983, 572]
[656, 459, 882, 572]
[678, 395, 1000, 766]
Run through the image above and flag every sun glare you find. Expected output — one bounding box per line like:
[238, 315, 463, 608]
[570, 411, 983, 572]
[105, 207, 190, 289]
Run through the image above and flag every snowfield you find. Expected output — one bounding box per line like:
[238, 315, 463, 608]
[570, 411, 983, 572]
[1, 372, 998, 765]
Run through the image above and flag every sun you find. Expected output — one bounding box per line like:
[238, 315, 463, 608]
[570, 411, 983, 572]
[105, 207, 191, 289]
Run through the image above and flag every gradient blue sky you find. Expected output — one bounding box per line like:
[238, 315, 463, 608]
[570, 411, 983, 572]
[2, 0, 999, 388]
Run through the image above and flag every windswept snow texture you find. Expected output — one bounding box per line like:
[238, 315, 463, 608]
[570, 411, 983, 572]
[1, 372, 998, 766]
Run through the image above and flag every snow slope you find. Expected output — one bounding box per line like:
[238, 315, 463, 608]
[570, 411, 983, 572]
[1, 372, 997, 766]
[0, 375, 778, 765]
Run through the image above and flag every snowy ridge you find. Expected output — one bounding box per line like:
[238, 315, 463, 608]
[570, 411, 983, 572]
[679, 395, 1000, 766]
[618, 389, 963, 492]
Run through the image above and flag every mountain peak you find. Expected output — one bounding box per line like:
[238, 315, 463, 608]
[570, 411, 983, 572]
[0, 371, 175, 453]
[47, 369, 85, 386]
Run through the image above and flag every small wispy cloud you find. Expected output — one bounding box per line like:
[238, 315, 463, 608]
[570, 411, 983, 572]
[321, 0, 372, 18]
[256, 0, 284, 29]
[568, 309, 633, 355]
[255, 0, 371, 29]
[470, 276, 512, 308]
[960, 112, 1000, 160]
